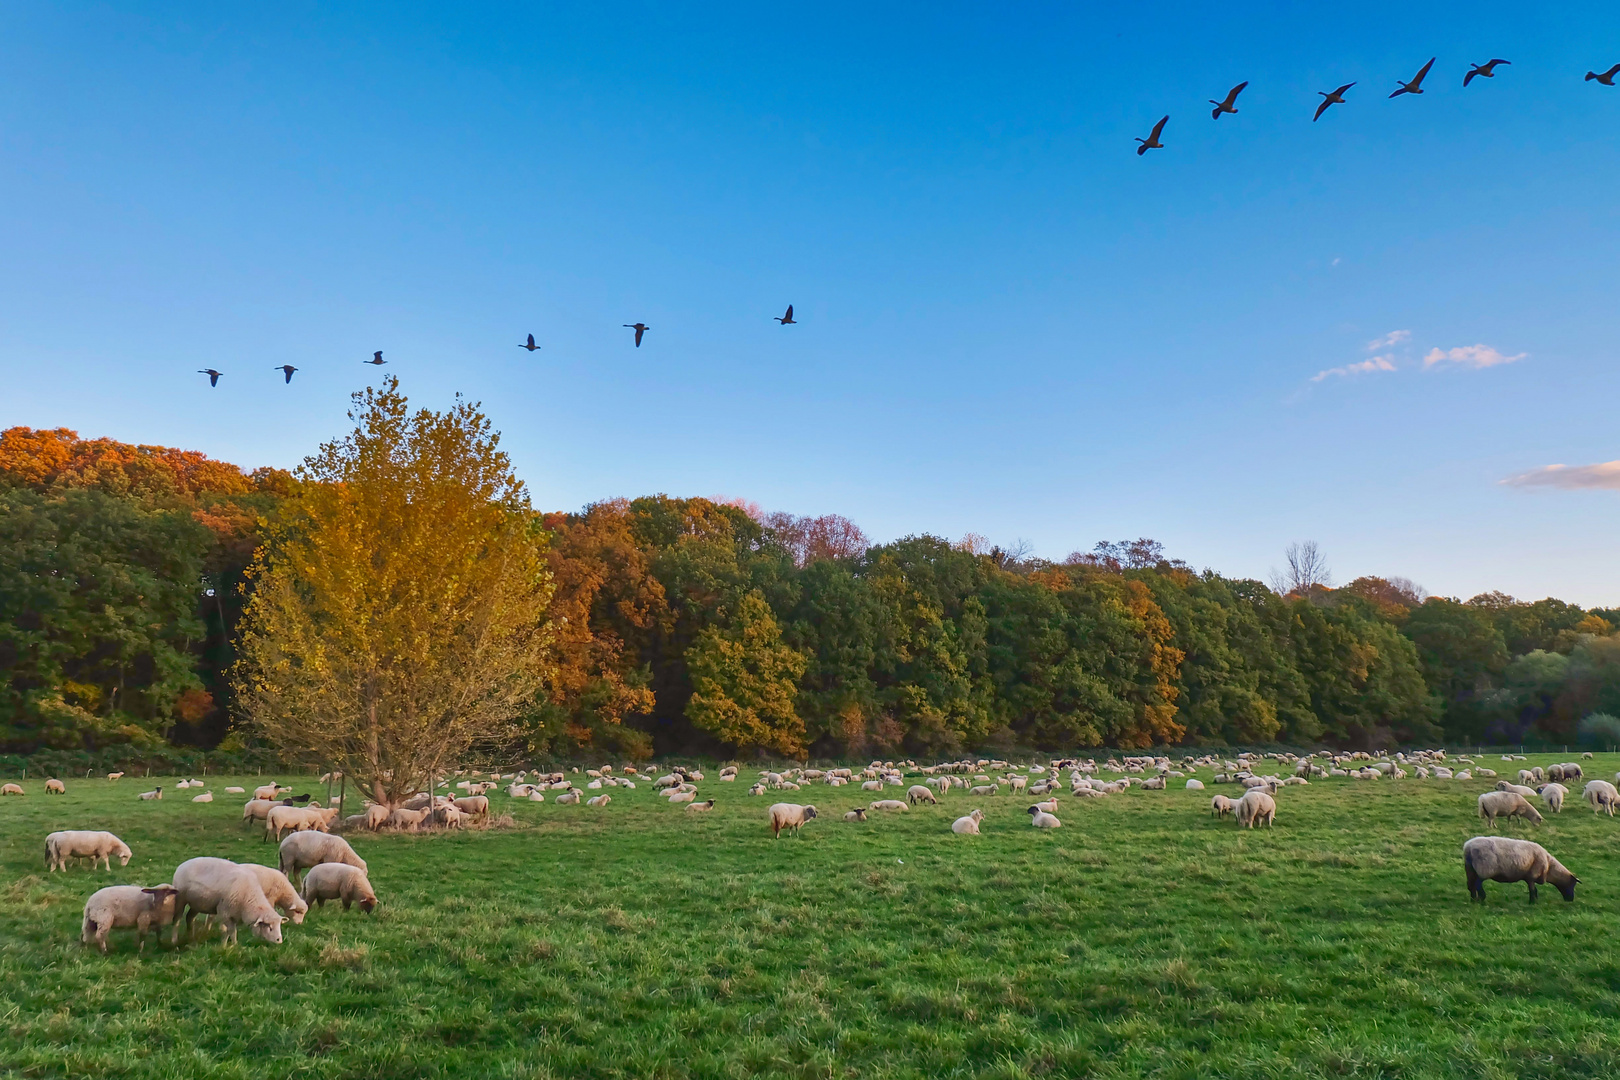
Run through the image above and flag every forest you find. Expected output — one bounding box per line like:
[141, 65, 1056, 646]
[3, 422, 1619, 761]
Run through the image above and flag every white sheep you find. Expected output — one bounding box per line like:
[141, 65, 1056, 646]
[1477, 791, 1544, 828]
[46, 830, 131, 872]
[1235, 789, 1276, 829]
[952, 809, 984, 834]
[768, 802, 818, 838]
[191, 791, 214, 803]
[586, 794, 612, 807]
[1463, 836, 1579, 904]
[1538, 783, 1568, 814]
[238, 863, 308, 924]
[554, 790, 582, 805]
[843, 807, 867, 821]
[1583, 780, 1619, 816]
[1496, 782, 1540, 799]
[106, 772, 124, 781]
[870, 799, 909, 811]
[278, 831, 367, 888]
[266, 805, 338, 841]
[253, 783, 288, 801]
[1185, 778, 1204, 790]
[300, 863, 378, 914]
[45, 778, 65, 794]
[81, 884, 179, 953]
[906, 785, 938, 806]
[2, 782, 25, 796]
[666, 791, 695, 804]
[969, 784, 998, 796]
[225, 786, 245, 794]
[1210, 794, 1238, 819]
[1027, 807, 1061, 828]
[171, 858, 287, 946]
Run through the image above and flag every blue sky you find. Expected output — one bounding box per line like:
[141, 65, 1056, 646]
[3, 2, 1618, 602]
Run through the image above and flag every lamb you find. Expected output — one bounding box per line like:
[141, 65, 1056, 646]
[386, 807, 430, 829]
[433, 805, 469, 828]
[46, 830, 131, 872]
[586, 794, 612, 807]
[1210, 794, 1239, 819]
[906, 785, 938, 806]
[278, 831, 367, 888]
[1027, 807, 1061, 828]
[45, 778, 65, 794]
[1477, 791, 1544, 828]
[266, 805, 338, 841]
[253, 783, 289, 801]
[1583, 780, 1619, 816]
[1235, 789, 1276, 829]
[952, 809, 984, 834]
[870, 799, 909, 811]
[843, 807, 867, 821]
[106, 772, 124, 781]
[171, 858, 287, 946]
[81, 884, 179, 953]
[1539, 783, 1568, 814]
[768, 802, 818, 838]
[1463, 836, 1578, 904]
[300, 863, 378, 914]
[138, 787, 163, 800]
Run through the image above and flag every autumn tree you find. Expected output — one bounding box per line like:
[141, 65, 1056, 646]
[686, 590, 809, 756]
[233, 378, 553, 806]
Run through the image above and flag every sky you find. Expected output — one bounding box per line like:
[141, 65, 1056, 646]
[2, 2, 1618, 603]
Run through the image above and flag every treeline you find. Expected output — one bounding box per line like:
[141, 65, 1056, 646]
[4, 425, 1619, 757]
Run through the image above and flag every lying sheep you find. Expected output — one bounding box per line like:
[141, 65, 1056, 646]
[138, 787, 163, 800]
[666, 791, 696, 804]
[300, 863, 378, 914]
[172, 858, 286, 946]
[46, 830, 131, 872]
[224, 786, 245, 794]
[843, 807, 867, 821]
[685, 799, 716, 811]
[1027, 807, 1061, 828]
[278, 831, 367, 888]
[870, 799, 908, 811]
[1210, 794, 1239, 819]
[1477, 791, 1543, 828]
[82, 884, 179, 953]
[555, 791, 582, 805]
[1235, 789, 1276, 829]
[969, 784, 998, 796]
[906, 785, 938, 806]
[768, 802, 818, 838]
[586, 794, 612, 807]
[1029, 798, 1059, 815]
[1185, 778, 1204, 790]
[1140, 776, 1166, 790]
[1538, 783, 1568, 814]
[1583, 780, 1619, 816]
[1463, 836, 1578, 904]
[952, 809, 984, 834]
[528, 789, 546, 803]
[191, 791, 213, 803]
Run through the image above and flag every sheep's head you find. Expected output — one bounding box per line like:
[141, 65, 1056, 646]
[254, 915, 288, 944]
[803, 806, 818, 820]
[116, 844, 133, 866]
[359, 895, 377, 914]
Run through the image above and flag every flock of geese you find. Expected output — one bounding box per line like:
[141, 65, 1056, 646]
[196, 308, 798, 386]
[1135, 56, 1619, 154]
[191, 56, 1617, 386]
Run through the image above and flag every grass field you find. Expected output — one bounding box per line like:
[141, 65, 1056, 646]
[4, 755, 1620, 1079]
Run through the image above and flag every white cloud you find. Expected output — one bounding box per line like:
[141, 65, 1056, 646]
[1424, 344, 1526, 369]
[1501, 461, 1620, 492]
[1311, 355, 1397, 382]
[1366, 329, 1410, 351]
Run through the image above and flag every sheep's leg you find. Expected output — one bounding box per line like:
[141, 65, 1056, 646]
[1526, 881, 1538, 904]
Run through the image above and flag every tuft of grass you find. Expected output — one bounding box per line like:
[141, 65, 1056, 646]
[3, 757, 1620, 1077]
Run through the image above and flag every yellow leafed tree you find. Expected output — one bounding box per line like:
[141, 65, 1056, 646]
[233, 378, 554, 806]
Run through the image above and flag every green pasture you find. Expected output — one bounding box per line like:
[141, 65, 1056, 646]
[4, 754, 1620, 1079]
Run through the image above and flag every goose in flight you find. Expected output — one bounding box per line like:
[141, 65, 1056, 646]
[1314, 83, 1355, 121]
[365, 351, 386, 365]
[520, 333, 540, 352]
[274, 365, 298, 384]
[198, 369, 223, 387]
[1209, 81, 1248, 119]
[1135, 115, 1168, 155]
[1390, 58, 1436, 97]
[1587, 64, 1620, 86]
[624, 323, 649, 347]
[1464, 59, 1510, 86]
[775, 305, 795, 325]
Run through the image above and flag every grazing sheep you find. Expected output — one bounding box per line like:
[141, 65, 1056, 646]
[1562, 763, 1583, 781]
[1210, 794, 1239, 819]
[238, 863, 308, 924]
[586, 794, 612, 807]
[1477, 791, 1544, 828]
[138, 787, 162, 800]
[870, 799, 909, 811]
[1, 782, 24, 795]
[81, 884, 179, 953]
[843, 807, 867, 821]
[1463, 836, 1578, 904]
[225, 786, 245, 794]
[45, 778, 65, 794]
[278, 831, 367, 888]
[768, 802, 818, 838]
[952, 809, 984, 834]
[1235, 789, 1276, 829]
[46, 830, 131, 872]
[1583, 780, 1619, 816]
[906, 785, 938, 806]
[1027, 807, 1061, 828]
[172, 858, 287, 946]
[1496, 782, 1540, 799]
[1539, 783, 1568, 814]
[1548, 764, 1567, 782]
[300, 862, 378, 914]
[1185, 778, 1205, 790]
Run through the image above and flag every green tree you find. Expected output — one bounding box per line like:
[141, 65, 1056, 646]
[686, 590, 809, 756]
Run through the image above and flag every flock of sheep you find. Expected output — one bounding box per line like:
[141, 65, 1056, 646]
[11, 746, 1617, 953]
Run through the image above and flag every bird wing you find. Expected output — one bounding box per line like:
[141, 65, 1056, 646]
[1150, 115, 1168, 139]
[1464, 68, 1478, 86]
[1609, 64, 1620, 78]
[1337, 83, 1356, 95]
[1228, 81, 1248, 104]
[784, 305, 793, 320]
[1412, 57, 1435, 86]
[1313, 98, 1332, 121]
[527, 334, 535, 347]
[1490, 59, 1510, 67]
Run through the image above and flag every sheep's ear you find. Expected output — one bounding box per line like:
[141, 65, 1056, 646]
[280, 916, 290, 924]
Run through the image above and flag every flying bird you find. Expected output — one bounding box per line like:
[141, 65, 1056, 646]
[1587, 64, 1620, 86]
[624, 323, 649, 347]
[520, 333, 540, 352]
[274, 365, 298, 384]
[1390, 57, 1436, 98]
[198, 369, 223, 387]
[1135, 115, 1168, 155]
[365, 351, 386, 365]
[775, 305, 795, 325]
[1464, 59, 1510, 86]
[1209, 81, 1248, 119]
[1314, 83, 1355, 121]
